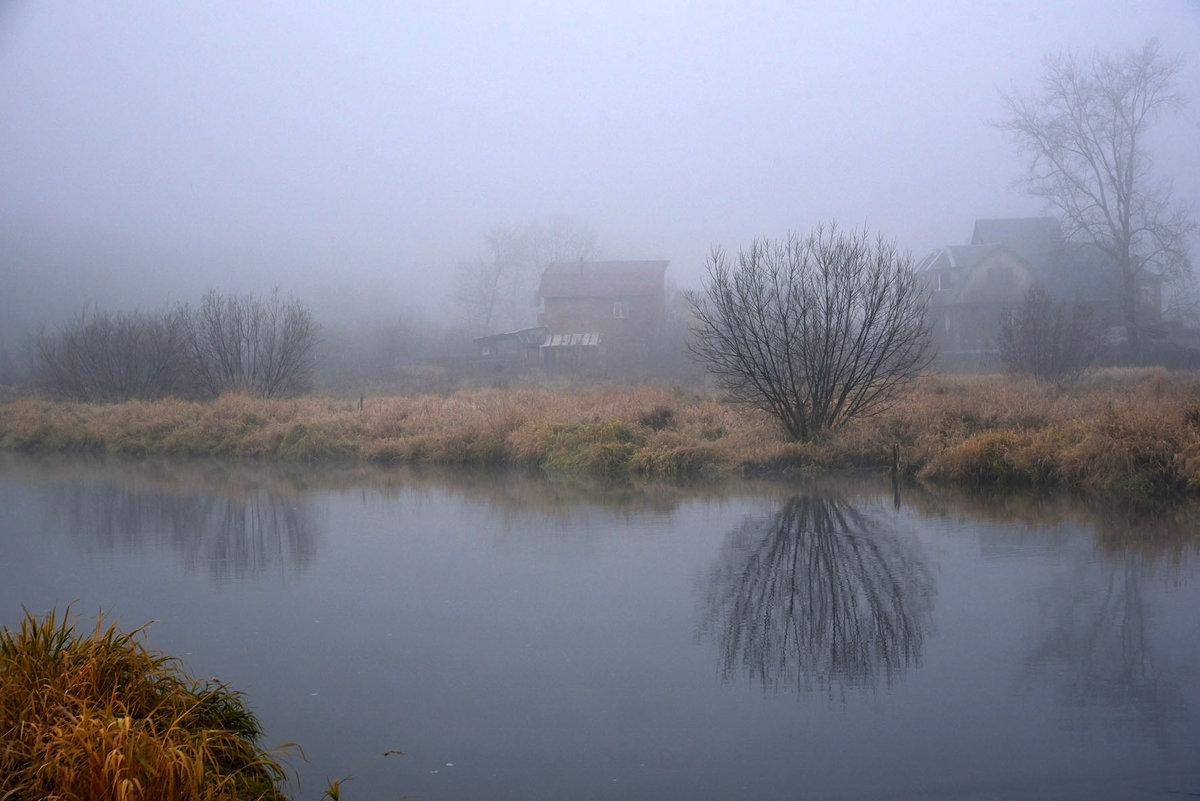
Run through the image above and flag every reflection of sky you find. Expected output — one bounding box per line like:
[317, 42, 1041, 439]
[2, 458, 1199, 800]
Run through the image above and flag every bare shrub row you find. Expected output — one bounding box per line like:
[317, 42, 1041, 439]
[32, 290, 317, 402]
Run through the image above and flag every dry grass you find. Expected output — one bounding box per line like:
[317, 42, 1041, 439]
[0, 608, 289, 801]
[2, 369, 1199, 498]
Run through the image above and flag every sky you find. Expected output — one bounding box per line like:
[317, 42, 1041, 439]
[2, 1, 1199, 338]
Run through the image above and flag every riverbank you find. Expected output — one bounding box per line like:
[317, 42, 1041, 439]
[1, 369, 1198, 499]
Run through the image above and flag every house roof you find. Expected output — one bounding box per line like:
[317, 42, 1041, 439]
[970, 217, 1062, 273]
[539, 260, 668, 299]
[472, 326, 547, 346]
[918, 244, 1012, 273]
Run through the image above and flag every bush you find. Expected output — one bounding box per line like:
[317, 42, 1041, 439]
[998, 284, 1100, 382]
[32, 308, 192, 402]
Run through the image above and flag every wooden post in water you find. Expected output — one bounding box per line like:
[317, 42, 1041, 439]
[890, 442, 901, 510]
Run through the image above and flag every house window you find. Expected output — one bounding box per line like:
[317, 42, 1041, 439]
[613, 301, 628, 319]
[937, 271, 956, 292]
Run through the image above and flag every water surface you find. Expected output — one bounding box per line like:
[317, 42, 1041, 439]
[2, 454, 1198, 800]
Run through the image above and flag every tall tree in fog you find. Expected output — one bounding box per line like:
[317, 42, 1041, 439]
[688, 224, 932, 442]
[999, 39, 1195, 353]
[456, 214, 597, 336]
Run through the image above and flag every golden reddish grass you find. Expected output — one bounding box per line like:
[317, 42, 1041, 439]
[1, 370, 1198, 497]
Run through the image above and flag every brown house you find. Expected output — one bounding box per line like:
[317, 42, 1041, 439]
[536, 260, 668, 369]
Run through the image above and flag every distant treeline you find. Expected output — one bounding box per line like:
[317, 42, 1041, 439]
[32, 290, 318, 402]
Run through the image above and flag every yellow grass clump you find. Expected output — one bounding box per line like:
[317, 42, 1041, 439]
[0, 608, 290, 801]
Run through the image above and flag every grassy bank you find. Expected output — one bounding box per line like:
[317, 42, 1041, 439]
[1, 370, 1199, 499]
[0, 609, 289, 801]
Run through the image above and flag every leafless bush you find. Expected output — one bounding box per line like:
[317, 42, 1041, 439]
[688, 223, 932, 441]
[998, 285, 1100, 382]
[32, 308, 191, 402]
[184, 290, 318, 398]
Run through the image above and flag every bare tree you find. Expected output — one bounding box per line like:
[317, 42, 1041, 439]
[688, 224, 932, 441]
[998, 284, 1101, 382]
[185, 290, 318, 398]
[455, 214, 597, 335]
[32, 307, 191, 402]
[999, 39, 1195, 353]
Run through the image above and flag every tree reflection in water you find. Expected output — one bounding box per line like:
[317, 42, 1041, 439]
[55, 484, 316, 581]
[702, 494, 933, 692]
[1028, 506, 1200, 742]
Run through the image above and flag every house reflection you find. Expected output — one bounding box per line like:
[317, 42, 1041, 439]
[702, 494, 934, 693]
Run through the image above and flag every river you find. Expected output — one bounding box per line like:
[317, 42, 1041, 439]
[1, 453, 1198, 800]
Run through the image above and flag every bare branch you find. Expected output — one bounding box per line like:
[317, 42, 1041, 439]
[997, 38, 1192, 352]
[688, 224, 932, 441]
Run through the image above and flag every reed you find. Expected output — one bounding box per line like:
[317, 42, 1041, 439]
[2, 370, 1198, 498]
[0, 608, 290, 801]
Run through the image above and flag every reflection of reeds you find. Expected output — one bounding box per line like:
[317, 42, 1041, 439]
[703, 495, 933, 692]
[0, 609, 289, 801]
[2, 369, 1199, 496]
[906, 481, 1200, 563]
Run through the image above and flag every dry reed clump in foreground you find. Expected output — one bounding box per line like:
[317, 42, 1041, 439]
[0, 608, 290, 801]
[1, 370, 1199, 498]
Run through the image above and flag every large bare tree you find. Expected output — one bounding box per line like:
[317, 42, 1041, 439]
[688, 224, 932, 441]
[999, 39, 1194, 353]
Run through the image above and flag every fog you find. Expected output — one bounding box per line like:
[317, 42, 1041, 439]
[2, 1, 1199, 346]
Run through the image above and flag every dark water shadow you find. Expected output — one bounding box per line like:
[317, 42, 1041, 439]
[701, 492, 934, 695]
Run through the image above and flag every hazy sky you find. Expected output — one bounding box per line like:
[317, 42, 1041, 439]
[2, 1, 1198, 329]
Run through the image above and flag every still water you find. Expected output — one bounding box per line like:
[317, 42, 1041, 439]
[2, 453, 1199, 800]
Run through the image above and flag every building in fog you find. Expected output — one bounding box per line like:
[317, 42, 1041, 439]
[536, 260, 669, 369]
[920, 217, 1166, 369]
[472, 259, 669, 374]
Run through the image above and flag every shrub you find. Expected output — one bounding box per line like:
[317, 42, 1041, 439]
[637, 405, 675, 431]
[998, 284, 1100, 382]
